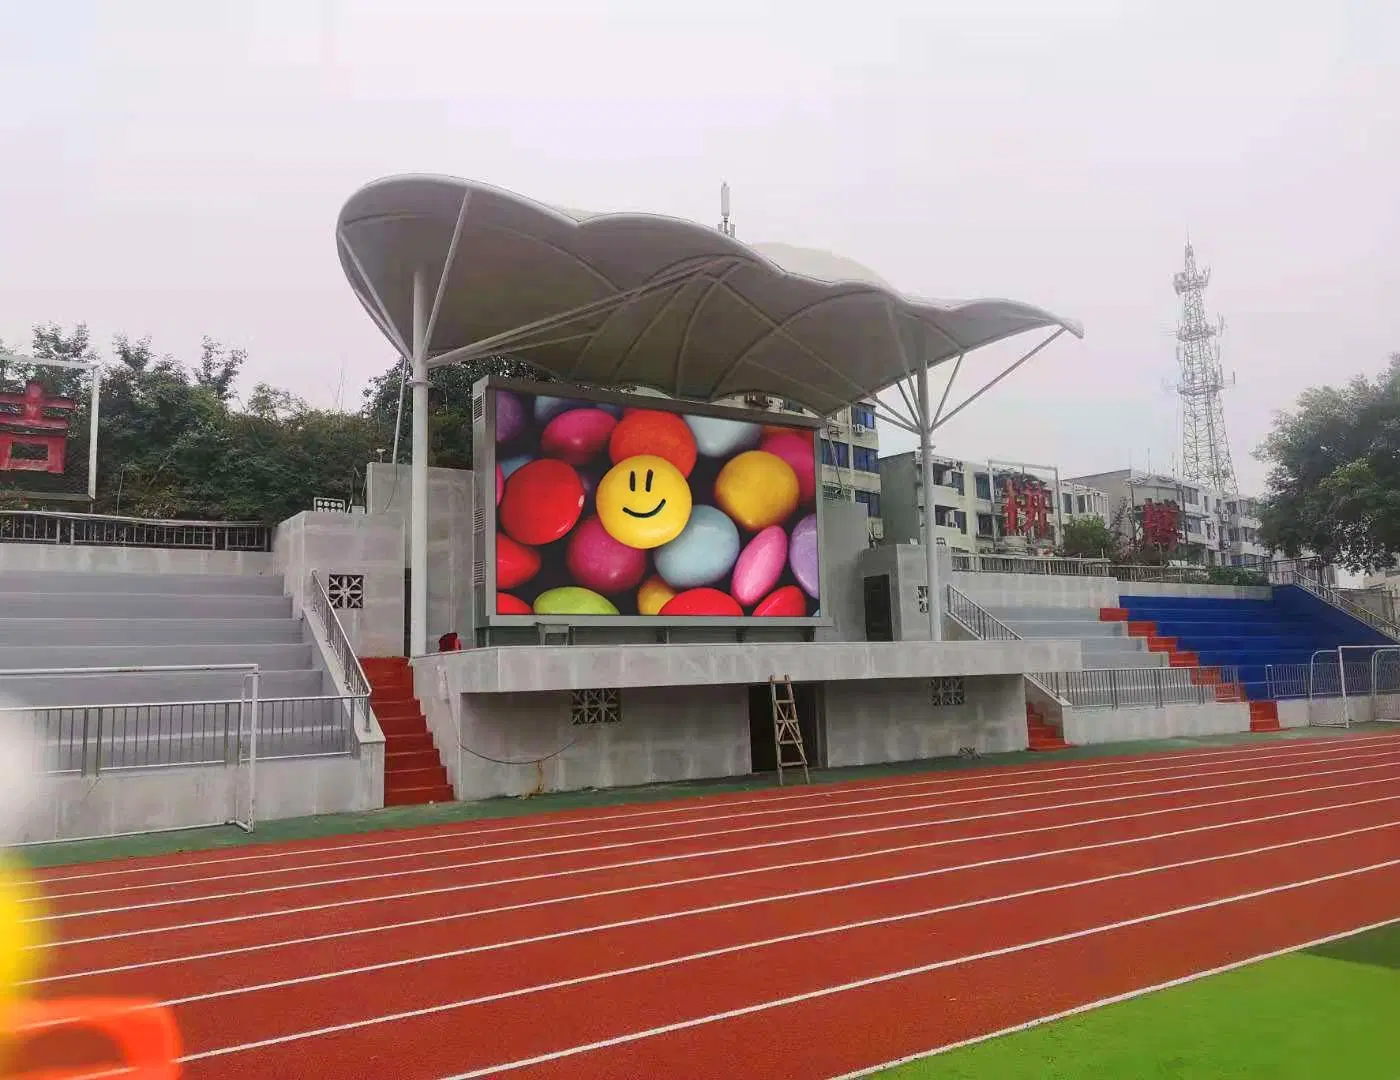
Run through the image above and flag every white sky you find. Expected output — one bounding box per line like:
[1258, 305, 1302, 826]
[2, 0, 1396, 493]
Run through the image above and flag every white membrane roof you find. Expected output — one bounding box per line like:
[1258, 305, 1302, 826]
[337, 174, 1082, 417]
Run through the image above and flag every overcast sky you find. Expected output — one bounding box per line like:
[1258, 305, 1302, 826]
[2, 0, 1395, 493]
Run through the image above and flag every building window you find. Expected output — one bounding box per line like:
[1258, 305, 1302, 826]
[974, 472, 992, 501]
[855, 490, 881, 517]
[954, 510, 967, 534]
[852, 446, 879, 473]
[327, 573, 364, 610]
[570, 688, 621, 725]
[822, 483, 844, 501]
[930, 676, 965, 707]
[949, 471, 965, 496]
[1076, 494, 1087, 514]
[852, 404, 877, 429]
[977, 513, 996, 539]
[820, 440, 850, 468]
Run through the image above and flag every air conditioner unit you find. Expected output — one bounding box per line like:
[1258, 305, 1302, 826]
[853, 423, 867, 434]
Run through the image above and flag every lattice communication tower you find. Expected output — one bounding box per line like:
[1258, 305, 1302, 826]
[1173, 242, 1237, 495]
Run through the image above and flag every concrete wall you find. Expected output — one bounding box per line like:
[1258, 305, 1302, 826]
[417, 678, 751, 801]
[824, 675, 1027, 766]
[855, 544, 955, 641]
[0, 542, 276, 576]
[815, 499, 870, 642]
[1118, 582, 1273, 601]
[275, 511, 404, 657]
[365, 463, 474, 649]
[22, 749, 383, 844]
[952, 571, 1120, 611]
[1061, 701, 1251, 745]
[1275, 694, 1400, 729]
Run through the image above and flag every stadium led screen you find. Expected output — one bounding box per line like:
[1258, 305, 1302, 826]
[478, 379, 824, 626]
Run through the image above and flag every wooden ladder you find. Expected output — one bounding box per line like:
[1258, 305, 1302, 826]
[769, 675, 810, 786]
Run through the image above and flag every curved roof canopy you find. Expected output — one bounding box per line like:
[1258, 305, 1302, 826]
[336, 174, 1082, 417]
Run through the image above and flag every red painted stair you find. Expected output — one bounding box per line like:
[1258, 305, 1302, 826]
[1249, 699, 1281, 733]
[1026, 704, 1069, 752]
[361, 656, 454, 806]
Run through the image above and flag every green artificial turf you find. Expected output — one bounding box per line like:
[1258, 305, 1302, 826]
[876, 920, 1400, 1079]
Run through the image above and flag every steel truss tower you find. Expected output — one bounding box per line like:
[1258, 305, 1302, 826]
[1173, 242, 1237, 495]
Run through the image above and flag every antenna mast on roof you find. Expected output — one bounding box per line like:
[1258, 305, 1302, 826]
[1173, 240, 1238, 495]
[718, 181, 736, 238]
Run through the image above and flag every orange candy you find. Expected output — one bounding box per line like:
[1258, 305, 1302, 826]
[608, 410, 697, 478]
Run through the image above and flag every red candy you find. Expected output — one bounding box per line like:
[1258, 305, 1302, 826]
[496, 592, 531, 615]
[499, 458, 585, 545]
[660, 587, 744, 617]
[760, 431, 816, 505]
[540, 408, 617, 466]
[752, 584, 807, 617]
[609, 410, 697, 478]
[566, 516, 647, 595]
[495, 532, 541, 590]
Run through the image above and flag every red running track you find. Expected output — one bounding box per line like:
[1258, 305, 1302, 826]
[18, 731, 1400, 1079]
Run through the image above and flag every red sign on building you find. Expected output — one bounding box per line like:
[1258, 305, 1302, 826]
[1002, 476, 1052, 540]
[0, 380, 77, 475]
[1141, 499, 1181, 549]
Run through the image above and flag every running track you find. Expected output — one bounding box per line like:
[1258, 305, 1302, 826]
[19, 730, 1400, 1079]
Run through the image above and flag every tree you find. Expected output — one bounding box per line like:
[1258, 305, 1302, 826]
[1058, 516, 1119, 559]
[361, 353, 549, 469]
[1257, 354, 1400, 573]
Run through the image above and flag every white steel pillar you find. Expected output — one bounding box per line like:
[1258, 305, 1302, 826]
[917, 365, 942, 642]
[409, 269, 430, 657]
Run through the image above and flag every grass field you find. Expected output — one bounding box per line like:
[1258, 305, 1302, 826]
[877, 921, 1400, 1079]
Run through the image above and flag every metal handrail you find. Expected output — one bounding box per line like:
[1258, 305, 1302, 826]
[945, 585, 1069, 705]
[1031, 665, 1243, 709]
[1281, 566, 1400, 643]
[309, 570, 372, 730]
[0, 509, 272, 552]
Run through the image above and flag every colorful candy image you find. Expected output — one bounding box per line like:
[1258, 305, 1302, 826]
[489, 387, 822, 618]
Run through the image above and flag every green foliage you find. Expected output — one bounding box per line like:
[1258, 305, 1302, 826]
[1257, 354, 1400, 573]
[1057, 516, 1119, 559]
[360, 353, 548, 469]
[1206, 566, 1268, 587]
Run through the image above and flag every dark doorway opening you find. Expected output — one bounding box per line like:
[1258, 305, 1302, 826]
[864, 574, 894, 641]
[748, 682, 822, 774]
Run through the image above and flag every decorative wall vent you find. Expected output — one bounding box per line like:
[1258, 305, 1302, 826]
[327, 573, 365, 610]
[930, 676, 965, 707]
[570, 688, 621, 725]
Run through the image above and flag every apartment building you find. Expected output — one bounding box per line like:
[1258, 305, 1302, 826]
[878, 450, 1110, 553]
[719, 392, 883, 541]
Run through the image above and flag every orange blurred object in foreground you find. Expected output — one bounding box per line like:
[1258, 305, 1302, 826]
[7, 998, 181, 1078]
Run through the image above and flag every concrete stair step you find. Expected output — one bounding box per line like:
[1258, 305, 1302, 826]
[384, 732, 435, 754]
[378, 713, 429, 737]
[0, 593, 292, 620]
[386, 748, 442, 771]
[384, 785, 454, 807]
[0, 668, 327, 707]
[386, 765, 450, 790]
[0, 642, 313, 671]
[0, 571, 284, 596]
[0, 618, 304, 647]
[373, 700, 424, 721]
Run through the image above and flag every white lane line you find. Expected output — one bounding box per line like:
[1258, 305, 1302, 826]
[178, 842, 1400, 1064]
[35, 762, 1400, 934]
[34, 746, 1400, 913]
[39, 774, 1400, 950]
[38, 732, 1396, 886]
[34, 790, 1400, 985]
[45, 740, 1395, 901]
[830, 913, 1400, 1079]
[40, 738, 1397, 901]
[89, 809, 1400, 1006]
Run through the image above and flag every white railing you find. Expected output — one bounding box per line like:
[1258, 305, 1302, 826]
[308, 570, 372, 732]
[1275, 564, 1400, 643]
[0, 509, 272, 551]
[1032, 666, 1243, 709]
[945, 586, 1068, 706]
[950, 553, 1113, 577]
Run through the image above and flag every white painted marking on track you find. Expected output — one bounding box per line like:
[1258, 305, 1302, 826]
[44, 740, 1398, 900]
[39, 737, 1400, 900]
[830, 912, 1400, 1079]
[36, 732, 1400, 885]
[37, 767, 1400, 945]
[435, 859, 1400, 1078]
[34, 790, 1400, 984]
[31, 747, 1400, 918]
[128, 816, 1400, 1008]
[179, 845, 1400, 1065]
